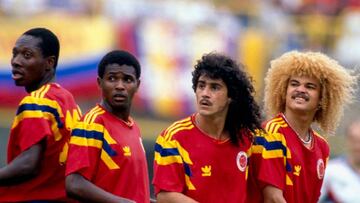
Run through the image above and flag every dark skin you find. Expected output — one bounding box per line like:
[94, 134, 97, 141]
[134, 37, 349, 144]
[0, 35, 55, 185]
[65, 64, 140, 203]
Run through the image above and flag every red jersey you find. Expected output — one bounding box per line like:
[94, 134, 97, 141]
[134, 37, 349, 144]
[0, 83, 81, 202]
[153, 115, 252, 203]
[66, 104, 150, 203]
[248, 113, 329, 203]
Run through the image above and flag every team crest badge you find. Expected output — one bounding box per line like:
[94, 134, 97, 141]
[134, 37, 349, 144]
[236, 151, 247, 172]
[317, 159, 325, 179]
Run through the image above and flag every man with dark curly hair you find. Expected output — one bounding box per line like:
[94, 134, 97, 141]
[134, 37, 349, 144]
[248, 51, 358, 203]
[152, 52, 263, 202]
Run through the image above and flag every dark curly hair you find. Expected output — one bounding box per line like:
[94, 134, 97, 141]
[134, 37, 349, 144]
[192, 52, 263, 145]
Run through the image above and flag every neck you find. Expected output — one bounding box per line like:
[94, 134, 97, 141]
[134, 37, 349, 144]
[283, 111, 313, 140]
[25, 76, 55, 93]
[100, 100, 129, 122]
[195, 113, 228, 141]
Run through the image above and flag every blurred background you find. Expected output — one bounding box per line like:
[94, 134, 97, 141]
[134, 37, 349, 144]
[0, 0, 360, 198]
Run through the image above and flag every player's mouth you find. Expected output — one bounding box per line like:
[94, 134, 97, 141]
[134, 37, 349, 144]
[291, 93, 309, 102]
[113, 93, 127, 102]
[199, 99, 212, 106]
[11, 69, 24, 81]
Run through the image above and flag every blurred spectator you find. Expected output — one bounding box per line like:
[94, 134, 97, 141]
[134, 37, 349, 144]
[319, 118, 360, 203]
[334, 11, 360, 67]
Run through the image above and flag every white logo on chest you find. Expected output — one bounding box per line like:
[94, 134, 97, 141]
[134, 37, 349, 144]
[236, 151, 248, 172]
[317, 159, 325, 179]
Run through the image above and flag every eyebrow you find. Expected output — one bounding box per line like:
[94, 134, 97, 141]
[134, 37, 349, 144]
[106, 71, 136, 77]
[289, 79, 318, 86]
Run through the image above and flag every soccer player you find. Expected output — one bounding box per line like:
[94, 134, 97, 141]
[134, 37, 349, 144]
[319, 118, 360, 203]
[65, 50, 150, 202]
[0, 28, 81, 202]
[248, 51, 357, 203]
[152, 53, 263, 202]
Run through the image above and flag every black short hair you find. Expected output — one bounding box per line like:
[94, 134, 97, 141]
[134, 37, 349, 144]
[23, 28, 60, 69]
[192, 52, 263, 145]
[98, 50, 141, 79]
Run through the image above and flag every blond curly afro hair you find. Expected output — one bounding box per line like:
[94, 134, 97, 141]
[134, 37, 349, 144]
[264, 51, 358, 134]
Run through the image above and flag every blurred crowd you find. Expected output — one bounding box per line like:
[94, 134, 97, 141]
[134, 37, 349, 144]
[1, 0, 359, 142]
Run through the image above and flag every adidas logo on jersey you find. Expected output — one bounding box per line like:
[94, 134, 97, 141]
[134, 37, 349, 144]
[123, 146, 131, 156]
[201, 165, 211, 176]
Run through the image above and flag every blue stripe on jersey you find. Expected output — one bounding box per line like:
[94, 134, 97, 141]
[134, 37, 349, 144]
[154, 143, 192, 177]
[255, 136, 287, 155]
[154, 143, 179, 156]
[255, 136, 292, 172]
[72, 128, 117, 157]
[17, 103, 63, 128]
[102, 140, 117, 156]
[72, 129, 103, 140]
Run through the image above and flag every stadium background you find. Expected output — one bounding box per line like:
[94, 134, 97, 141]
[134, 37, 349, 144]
[0, 0, 359, 198]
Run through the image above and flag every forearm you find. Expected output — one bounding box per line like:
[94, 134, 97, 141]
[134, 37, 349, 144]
[0, 143, 43, 185]
[0, 163, 34, 185]
[157, 191, 199, 203]
[66, 173, 135, 203]
[263, 185, 287, 203]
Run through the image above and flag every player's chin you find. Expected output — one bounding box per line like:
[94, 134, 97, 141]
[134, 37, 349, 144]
[111, 102, 128, 110]
[14, 79, 26, 86]
[197, 109, 213, 117]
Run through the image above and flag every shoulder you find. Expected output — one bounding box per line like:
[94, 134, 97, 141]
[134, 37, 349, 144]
[254, 118, 287, 144]
[16, 85, 64, 121]
[19, 84, 76, 111]
[313, 131, 330, 152]
[262, 115, 288, 135]
[160, 116, 195, 141]
[44, 83, 78, 106]
[313, 131, 328, 144]
[79, 105, 106, 126]
[71, 106, 108, 142]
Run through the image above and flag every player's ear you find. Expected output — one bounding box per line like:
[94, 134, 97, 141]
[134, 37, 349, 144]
[45, 56, 55, 71]
[97, 77, 102, 88]
[136, 79, 141, 90]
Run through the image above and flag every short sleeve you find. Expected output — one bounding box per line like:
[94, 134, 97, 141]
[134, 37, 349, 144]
[10, 96, 62, 152]
[152, 134, 187, 194]
[65, 121, 103, 180]
[253, 132, 288, 190]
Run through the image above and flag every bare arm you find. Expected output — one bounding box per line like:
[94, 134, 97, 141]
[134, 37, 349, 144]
[263, 185, 287, 203]
[66, 173, 135, 203]
[157, 191, 199, 203]
[0, 140, 45, 185]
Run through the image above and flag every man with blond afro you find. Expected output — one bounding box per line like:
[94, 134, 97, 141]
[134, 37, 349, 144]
[247, 51, 358, 203]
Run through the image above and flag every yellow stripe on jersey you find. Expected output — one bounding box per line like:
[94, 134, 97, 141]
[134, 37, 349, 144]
[163, 117, 192, 136]
[12, 110, 63, 141]
[69, 136, 103, 148]
[31, 85, 46, 98]
[155, 135, 193, 165]
[13, 96, 63, 127]
[155, 128, 196, 190]
[164, 119, 193, 141]
[39, 84, 50, 98]
[101, 149, 120, 169]
[84, 106, 101, 124]
[185, 175, 196, 190]
[265, 119, 288, 134]
[286, 174, 293, 185]
[71, 113, 120, 170]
